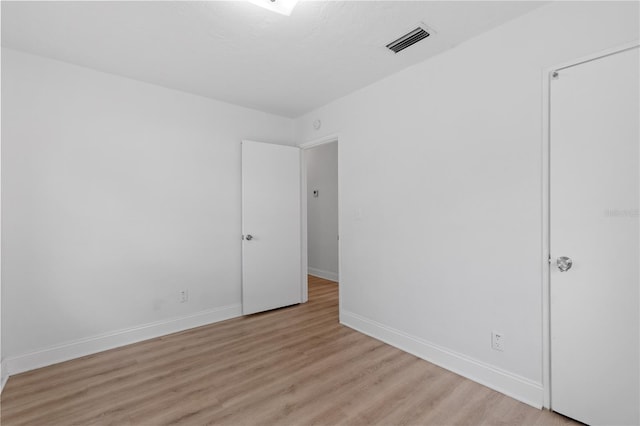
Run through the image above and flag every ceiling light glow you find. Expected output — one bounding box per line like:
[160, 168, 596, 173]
[248, 0, 299, 16]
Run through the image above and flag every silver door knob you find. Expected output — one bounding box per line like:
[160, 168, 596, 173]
[245, 234, 253, 241]
[557, 256, 573, 272]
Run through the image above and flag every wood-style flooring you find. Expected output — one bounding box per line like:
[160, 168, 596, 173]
[1, 276, 579, 425]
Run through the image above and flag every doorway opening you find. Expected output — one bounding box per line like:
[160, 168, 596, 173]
[301, 135, 339, 304]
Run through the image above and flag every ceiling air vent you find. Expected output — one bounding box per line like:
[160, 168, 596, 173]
[386, 26, 430, 54]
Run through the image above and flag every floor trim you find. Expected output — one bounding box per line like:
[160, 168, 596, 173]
[308, 267, 339, 282]
[0, 360, 8, 393]
[341, 309, 543, 409]
[4, 304, 242, 377]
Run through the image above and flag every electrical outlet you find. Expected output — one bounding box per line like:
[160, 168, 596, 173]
[492, 331, 504, 352]
[179, 289, 189, 303]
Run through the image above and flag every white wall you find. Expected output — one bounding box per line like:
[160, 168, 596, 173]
[0, 18, 3, 391]
[306, 142, 339, 281]
[295, 1, 639, 407]
[1, 48, 294, 373]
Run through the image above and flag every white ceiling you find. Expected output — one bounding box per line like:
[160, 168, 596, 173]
[1, 1, 544, 117]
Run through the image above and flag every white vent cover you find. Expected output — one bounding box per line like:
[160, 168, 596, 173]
[386, 26, 430, 54]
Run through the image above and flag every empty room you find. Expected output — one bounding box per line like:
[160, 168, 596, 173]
[1, 1, 638, 425]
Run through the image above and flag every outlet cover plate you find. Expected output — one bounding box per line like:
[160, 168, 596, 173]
[492, 331, 504, 352]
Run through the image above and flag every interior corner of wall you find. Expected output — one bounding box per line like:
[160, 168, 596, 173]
[0, 358, 8, 394]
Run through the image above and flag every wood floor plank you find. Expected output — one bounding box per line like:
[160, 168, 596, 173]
[1, 276, 580, 426]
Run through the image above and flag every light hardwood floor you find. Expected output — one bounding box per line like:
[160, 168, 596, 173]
[1, 276, 579, 426]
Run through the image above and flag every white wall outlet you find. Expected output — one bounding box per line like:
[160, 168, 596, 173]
[179, 289, 189, 303]
[492, 331, 504, 352]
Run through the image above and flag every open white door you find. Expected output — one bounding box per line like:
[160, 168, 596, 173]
[550, 46, 639, 426]
[242, 140, 301, 315]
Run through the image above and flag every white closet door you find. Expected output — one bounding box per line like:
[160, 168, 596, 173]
[242, 140, 301, 315]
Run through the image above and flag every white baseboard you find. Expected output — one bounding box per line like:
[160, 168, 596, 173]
[5, 304, 242, 377]
[1, 359, 8, 393]
[308, 267, 339, 282]
[341, 310, 543, 409]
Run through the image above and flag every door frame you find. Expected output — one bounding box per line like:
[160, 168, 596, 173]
[299, 133, 340, 303]
[541, 40, 640, 410]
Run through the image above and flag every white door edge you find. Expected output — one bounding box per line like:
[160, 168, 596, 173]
[540, 40, 640, 411]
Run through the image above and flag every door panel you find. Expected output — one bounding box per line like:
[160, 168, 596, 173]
[550, 47, 639, 426]
[242, 140, 301, 315]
